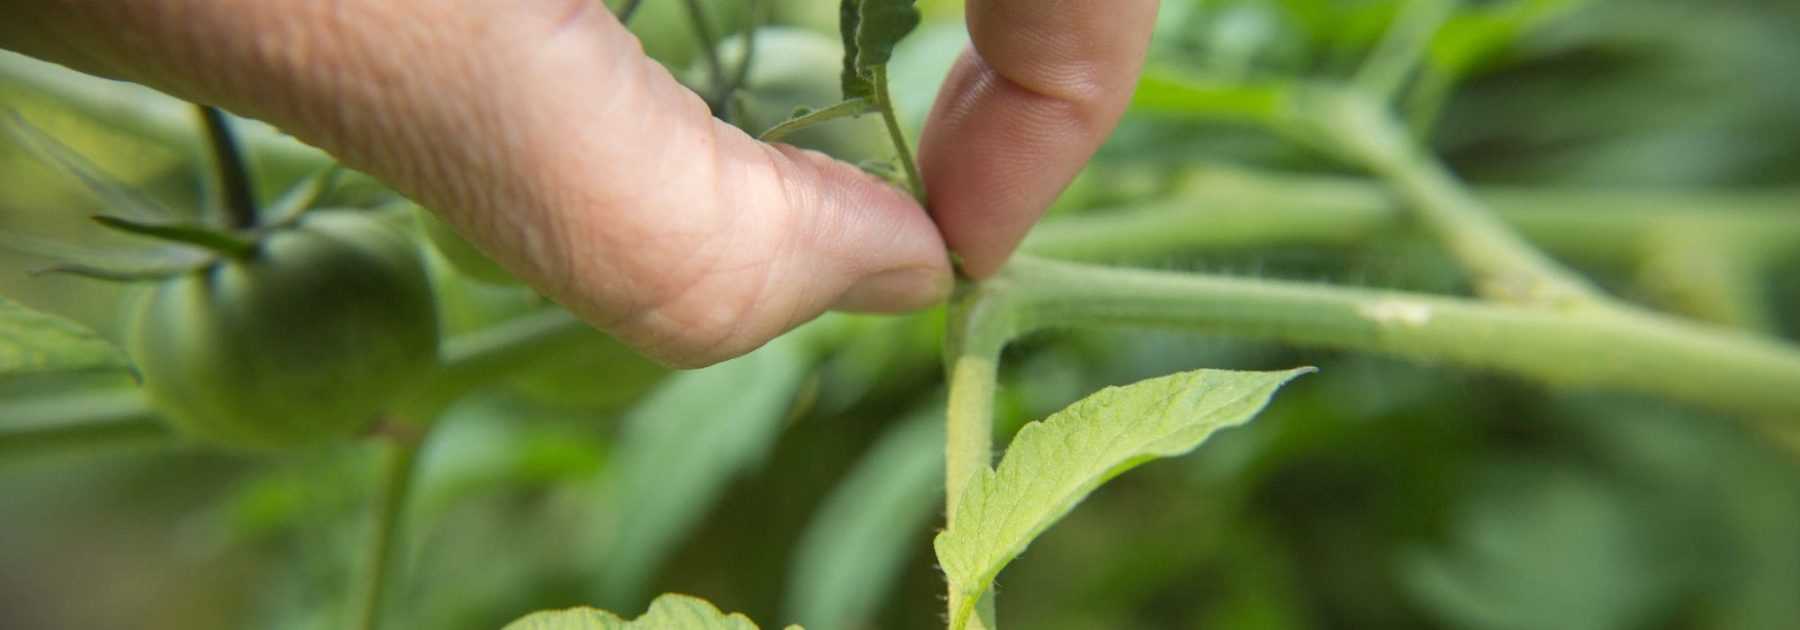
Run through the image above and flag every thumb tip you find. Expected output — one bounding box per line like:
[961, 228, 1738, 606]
[831, 264, 954, 313]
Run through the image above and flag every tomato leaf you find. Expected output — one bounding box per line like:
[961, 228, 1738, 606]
[838, 0, 871, 99]
[758, 98, 875, 142]
[933, 367, 1315, 629]
[502, 593, 801, 630]
[1, 109, 178, 222]
[0, 295, 130, 376]
[839, 0, 920, 100]
[854, 0, 921, 73]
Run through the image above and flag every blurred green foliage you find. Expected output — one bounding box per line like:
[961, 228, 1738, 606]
[3, 1, 1798, 629]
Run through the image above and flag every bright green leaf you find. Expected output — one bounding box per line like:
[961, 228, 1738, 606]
[593, 333, 814, 607]
[0, 295, 130, 377]
[502, 593, 801, 630]
[934, 367, 1314, 630]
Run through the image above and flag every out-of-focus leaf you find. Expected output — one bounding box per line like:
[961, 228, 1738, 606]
[787, 403, 943, 629]
[503, 330, 669, 415]
[1401, 464, 1674, 630]
[814, 311, 940, 414]
[1563, 395, 1800, 630]
[935, 367, 1314, 629]
[593, 333, 815, 607]
[503, 594, 799, 630]
[1429, 0, 1588, 77]
[885, 22, 968, 130]
[0, 386, 166, 458]
[1128, 69, 1299, 127]
[0, 294, 129, 376]
[2, 108, 176, 222]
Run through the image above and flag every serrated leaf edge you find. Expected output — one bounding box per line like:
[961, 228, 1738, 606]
[933, 367, 1315, 629]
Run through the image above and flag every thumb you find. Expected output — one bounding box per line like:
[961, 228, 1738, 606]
[5, 0, 952, 367]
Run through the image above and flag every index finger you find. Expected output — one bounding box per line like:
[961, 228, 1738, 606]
[918, 0, 1159, 277]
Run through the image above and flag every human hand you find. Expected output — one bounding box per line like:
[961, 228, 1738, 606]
[2, 0, 1155, 366]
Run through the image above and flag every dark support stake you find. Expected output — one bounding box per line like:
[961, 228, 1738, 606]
[199, 105, 258, 229]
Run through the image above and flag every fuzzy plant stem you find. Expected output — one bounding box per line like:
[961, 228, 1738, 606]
[871, 66, 925, 200]
[941, 277, 1028, 630]
[997, 255, 1800, 423]
[1315, 91, 1604, 307]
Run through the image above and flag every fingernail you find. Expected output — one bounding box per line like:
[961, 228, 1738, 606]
[832, 266, 952, 313]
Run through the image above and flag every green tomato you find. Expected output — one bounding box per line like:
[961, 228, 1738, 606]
[415, 205, 518, 285]
[128, 209, 441, 450]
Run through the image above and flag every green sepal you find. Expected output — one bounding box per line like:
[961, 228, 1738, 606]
[92, 215, 257, 258]
[30, 261, 209, 283]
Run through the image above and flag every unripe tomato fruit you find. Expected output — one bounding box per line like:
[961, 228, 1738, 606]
[128, 209, 440, 450]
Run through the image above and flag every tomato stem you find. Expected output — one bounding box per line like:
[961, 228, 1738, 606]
[943, 279, 1018, 630]
[995, 255, 1800, 421]
[353, 433, 425, 630]
[198, 105, 259, 230]
[871, 66, 924, 201]
[1315, 90, 1604, 308]
[1351, 0, 1454, 101]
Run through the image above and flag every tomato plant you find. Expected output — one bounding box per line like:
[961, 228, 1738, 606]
[4, 1, 1800, 630]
